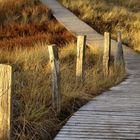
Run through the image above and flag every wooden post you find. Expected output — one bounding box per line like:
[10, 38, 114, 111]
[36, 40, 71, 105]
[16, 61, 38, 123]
[115, 32, 125, 65]
[76, 35, 86, 82]
[48, 45, 60, 114]
[103, 32, 111, 75]
[0, 64, 13, 140]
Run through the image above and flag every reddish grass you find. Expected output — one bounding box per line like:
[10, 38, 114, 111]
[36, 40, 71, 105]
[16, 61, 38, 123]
[0, 20, 75, 50]
[0, 0, 75, 50]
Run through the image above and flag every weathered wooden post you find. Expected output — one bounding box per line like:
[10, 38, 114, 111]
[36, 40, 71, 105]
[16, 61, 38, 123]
[0, 64, 13, 140]
[48, 45, 60, 114]
[103, 32, 111, 75]
[76, 35, 86, 82]
[115, 32, 125, 66]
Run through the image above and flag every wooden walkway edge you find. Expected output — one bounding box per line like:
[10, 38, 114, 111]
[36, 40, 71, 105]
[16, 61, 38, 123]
[43, 0, 140, 139]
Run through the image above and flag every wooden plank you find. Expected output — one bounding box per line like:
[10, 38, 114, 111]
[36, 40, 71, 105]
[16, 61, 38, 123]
[74, 114, 140, 118]
[79, 109, 140, 112]
[55, 138, 122, 140]
[55, 138, 98, 140]
[68, 119, 140, 123]
[80, 106, 140, 111]
[56, 134, 140, 139]
[48, 44, 61, 114]
[69, 116, 140, 121]
[0, 64, 13, 140]
[58, 131, 140, 137]
[75, 111, 140, 116]
[60, 125, 140, 132]
[103, 32, 111, 75]
[62, 126, 140, 132]
[76, 35, 86, 82]
[76, 113, 140, 117]
[64, 124, 140, 129]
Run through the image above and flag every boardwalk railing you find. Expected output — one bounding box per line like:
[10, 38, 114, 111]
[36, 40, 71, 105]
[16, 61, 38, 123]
[0, 32, 124, 140]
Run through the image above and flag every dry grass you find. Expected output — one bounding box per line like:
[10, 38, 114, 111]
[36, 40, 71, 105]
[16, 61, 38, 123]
[0, 0, 126, 140]
[0, 19, 75, 50]
[0, 0, 75, 50]
[59, 0, 140, 52]
[0, 42, 126, 140]
[0, 0, 51, 26]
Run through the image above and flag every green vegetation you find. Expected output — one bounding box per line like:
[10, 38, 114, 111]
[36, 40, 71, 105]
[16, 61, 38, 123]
[59, 0, 140, 52]
[0, 0, 126, 139]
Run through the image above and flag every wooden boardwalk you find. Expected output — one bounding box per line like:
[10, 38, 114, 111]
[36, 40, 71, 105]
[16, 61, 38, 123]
[43, 0, 140, 139]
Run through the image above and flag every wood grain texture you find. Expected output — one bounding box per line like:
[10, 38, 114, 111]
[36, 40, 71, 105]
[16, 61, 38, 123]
[0, 65, 12, 140]
[76, 35, 86, 82]
[103, 32, 111, 75]
[48, 44, 60, 114]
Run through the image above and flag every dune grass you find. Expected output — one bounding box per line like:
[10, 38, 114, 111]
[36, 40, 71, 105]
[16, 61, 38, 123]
[0, 0, 126, 139]
[59, 0, 140, 52]
[0, 0, 75, 49]
[0, 42, 126, 140]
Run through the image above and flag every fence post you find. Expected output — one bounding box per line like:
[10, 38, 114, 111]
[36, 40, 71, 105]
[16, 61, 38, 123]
[76, 35, 86, 82]
[115, 32, 125, 66]
[103, 32, 111, 75]
[48, 45, 60, 114]
[0, 64, 13, 140]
